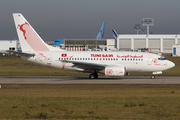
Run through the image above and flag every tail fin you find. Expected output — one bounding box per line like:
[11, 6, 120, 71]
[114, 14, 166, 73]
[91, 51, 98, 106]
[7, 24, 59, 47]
[112, 29, 118, 39]
[96, 22, 106, 39]
[13, 13, 64, 52]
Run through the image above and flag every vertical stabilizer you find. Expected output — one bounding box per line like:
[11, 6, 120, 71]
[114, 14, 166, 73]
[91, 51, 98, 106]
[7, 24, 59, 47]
[13, 13, 64, 52]
[96, 22, 106, 39]
[112, 29, 118, 39]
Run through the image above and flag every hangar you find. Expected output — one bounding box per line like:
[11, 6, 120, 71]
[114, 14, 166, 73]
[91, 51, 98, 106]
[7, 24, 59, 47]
[117, 34, 180, 53]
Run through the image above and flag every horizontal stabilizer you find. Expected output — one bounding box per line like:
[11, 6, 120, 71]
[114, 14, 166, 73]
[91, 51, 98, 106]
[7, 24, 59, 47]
[6, 50, 35, 56]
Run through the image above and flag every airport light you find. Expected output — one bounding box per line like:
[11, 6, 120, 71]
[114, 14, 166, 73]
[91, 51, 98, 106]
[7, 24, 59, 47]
[134, 24, 141, 34]
[142, 18, 154, 35]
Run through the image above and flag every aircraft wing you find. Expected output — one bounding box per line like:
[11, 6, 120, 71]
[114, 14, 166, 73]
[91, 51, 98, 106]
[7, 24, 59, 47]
[61, 60, 105, 71]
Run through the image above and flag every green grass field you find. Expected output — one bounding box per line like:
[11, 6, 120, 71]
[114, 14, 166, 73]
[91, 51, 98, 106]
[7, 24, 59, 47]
[1, 85, 180, 119]
[0, 56, 179, 76]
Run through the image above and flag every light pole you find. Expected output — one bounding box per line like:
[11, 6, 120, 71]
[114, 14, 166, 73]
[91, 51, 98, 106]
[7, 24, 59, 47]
[142, 18, 154, 35]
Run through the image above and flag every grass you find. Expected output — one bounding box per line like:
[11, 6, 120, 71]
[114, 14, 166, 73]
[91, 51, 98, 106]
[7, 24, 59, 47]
[1, 85, 180, 119]
[0, 56, 180, 76]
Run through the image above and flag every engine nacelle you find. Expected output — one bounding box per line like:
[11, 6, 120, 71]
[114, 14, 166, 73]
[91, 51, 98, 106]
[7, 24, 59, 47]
[104, 66, 126, 76]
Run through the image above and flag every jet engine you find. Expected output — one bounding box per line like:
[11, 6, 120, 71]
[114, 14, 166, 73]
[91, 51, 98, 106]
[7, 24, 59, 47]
[101, 66, 126, 76]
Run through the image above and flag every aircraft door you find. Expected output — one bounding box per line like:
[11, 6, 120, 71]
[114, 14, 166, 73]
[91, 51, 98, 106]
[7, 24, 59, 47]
[147, 56, 152, 65]
[47, 54, 52, 65]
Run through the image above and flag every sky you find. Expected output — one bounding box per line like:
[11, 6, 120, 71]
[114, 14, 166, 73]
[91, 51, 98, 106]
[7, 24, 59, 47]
[0, 0, 180, 41]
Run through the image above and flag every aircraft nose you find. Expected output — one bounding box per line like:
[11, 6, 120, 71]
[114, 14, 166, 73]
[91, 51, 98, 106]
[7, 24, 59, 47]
[168, 61, 175, 68]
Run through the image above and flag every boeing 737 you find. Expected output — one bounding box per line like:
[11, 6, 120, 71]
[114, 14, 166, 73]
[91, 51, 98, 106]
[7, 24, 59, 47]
[12, 13, 175, 79]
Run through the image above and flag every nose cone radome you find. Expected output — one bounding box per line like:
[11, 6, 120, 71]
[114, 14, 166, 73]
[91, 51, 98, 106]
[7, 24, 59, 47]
[168, 61, 175, 69]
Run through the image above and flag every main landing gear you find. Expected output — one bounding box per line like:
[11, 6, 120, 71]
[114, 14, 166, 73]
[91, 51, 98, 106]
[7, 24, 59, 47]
[151, 75, 155, 79]
[89, 73, 98, 79]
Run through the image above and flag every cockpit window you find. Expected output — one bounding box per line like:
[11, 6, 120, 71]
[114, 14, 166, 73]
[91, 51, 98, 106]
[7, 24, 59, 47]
[158, 57, 166, 60]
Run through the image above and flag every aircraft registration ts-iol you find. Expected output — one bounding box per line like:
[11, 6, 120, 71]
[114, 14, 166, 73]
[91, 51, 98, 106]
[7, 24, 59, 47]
[10, 13, 175, 79]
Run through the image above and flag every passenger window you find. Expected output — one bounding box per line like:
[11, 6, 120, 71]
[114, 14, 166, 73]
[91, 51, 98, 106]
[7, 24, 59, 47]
[88, 58, 90, 60]
[83, 58, 84, 60]
[77, 58, 79, 60]
[72, 58, 74, 60]
[100, 58, 101, 60]
[69, 58, 71, 60]
[116, 58, 118, 61]
[75, 58, 76, 60]
[80, 58, 82, 60]
[91, 58, 93, 60]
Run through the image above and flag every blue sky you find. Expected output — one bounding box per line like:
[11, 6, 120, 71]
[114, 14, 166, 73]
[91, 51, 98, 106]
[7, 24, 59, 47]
[0, 0, 180, 41]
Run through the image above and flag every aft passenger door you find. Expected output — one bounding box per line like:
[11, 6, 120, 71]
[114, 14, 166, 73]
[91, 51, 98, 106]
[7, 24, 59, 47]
[47, 54, 52, 65]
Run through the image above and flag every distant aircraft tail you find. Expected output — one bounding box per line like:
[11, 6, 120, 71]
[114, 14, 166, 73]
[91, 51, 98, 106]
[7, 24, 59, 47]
[13, 13, 64, 53]
[112, 29, 118, 39]
[96, 22, 106, 39]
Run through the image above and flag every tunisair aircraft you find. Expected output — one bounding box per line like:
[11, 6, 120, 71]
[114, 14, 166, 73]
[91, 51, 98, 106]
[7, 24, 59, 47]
[12, 13, 175, 79]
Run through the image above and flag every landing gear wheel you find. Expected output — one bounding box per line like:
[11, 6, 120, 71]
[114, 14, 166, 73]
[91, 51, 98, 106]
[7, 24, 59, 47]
[89, 74, 95, 79]
[151, 75, 155, 79]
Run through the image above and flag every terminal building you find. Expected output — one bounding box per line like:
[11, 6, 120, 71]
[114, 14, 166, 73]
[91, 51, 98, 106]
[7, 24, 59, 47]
[53, 39, 115, 51]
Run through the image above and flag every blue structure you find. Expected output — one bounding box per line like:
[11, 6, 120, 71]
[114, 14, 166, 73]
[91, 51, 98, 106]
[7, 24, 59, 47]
[96, 22, 106, 39]
[173, 48, 176, 55]
[53, 39, 64, 46]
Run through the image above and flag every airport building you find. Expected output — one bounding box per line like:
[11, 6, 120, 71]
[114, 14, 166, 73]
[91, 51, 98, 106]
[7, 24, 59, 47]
[53, 39, 116, 51]
[0, 40, 21, 55]
[117, 34, 180, 53]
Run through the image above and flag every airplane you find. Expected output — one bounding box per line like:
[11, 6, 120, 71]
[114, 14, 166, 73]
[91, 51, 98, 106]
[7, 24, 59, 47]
[112, 29, 118, 39]
[12, 13, 175, 79]
[96, 22, 106, 39]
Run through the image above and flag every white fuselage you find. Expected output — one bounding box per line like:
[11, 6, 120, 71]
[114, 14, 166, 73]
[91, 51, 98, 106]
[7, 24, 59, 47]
[20, 51, 175, 74]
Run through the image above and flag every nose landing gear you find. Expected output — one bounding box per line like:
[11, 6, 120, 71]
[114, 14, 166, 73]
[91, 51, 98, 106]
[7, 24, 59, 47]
[151, 75, 155, 79]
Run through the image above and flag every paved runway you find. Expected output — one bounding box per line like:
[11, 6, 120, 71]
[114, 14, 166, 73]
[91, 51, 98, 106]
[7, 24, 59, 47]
[0, 76, 180, 85]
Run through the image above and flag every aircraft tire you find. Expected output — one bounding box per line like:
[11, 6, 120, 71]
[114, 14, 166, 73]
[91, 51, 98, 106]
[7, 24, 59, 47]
[151, 75, 155, 79]
[89, 74, 95, 79]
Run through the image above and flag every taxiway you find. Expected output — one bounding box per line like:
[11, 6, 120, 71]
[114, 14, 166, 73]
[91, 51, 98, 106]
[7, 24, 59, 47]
[0, 76, 179, 85]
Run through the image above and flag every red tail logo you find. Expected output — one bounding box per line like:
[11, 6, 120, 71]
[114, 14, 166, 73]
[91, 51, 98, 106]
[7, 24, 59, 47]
[17, 22, 29, 40]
